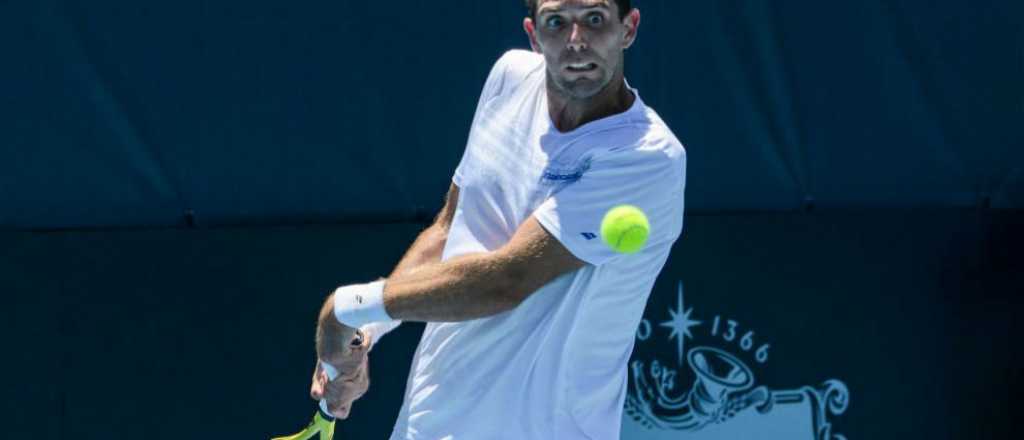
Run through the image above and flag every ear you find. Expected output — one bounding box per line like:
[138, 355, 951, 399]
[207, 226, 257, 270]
[524, 17, 542, 53]
[621, 9, 641, 50]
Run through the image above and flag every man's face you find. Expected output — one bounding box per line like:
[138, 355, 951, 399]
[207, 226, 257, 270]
[525, 0, 638, 99]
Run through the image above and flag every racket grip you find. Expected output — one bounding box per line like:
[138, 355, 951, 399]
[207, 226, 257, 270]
[318, 400, 336, 422]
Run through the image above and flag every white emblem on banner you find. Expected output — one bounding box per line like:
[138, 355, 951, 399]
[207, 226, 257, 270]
[623, 281, 850, 440]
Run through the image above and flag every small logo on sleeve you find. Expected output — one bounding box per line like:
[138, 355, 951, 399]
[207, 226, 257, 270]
[581, 232, 598, 240]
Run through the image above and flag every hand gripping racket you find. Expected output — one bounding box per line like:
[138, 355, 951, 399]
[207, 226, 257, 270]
[271, 362, 341, 440]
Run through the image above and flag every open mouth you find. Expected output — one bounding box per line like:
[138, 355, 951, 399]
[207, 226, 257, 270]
[566, 62, 598, 73]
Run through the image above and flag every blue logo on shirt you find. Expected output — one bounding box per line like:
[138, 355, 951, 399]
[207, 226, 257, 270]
[542, 169, 585, 182]
[541, 159, 591, 185]
[581, 232, 598, 240]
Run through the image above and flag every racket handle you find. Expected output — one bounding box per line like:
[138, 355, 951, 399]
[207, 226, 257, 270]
[318, 400, 336, 422]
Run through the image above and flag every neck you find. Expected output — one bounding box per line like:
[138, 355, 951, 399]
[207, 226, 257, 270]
[546, 73, 635, 133]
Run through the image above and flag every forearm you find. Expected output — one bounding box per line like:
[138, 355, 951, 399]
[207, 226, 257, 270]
[383, 251, 526, 322]
[336, 217, 582, 326]
[327, 222, 447, 349]
[389, 223, 449, 277]
[316, 186, 458, 368]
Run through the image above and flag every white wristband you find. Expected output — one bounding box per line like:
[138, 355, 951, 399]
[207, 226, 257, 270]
[332, 280, 390, 328]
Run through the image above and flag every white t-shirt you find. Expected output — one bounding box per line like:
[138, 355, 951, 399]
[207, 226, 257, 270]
[389, 50, 686, 440]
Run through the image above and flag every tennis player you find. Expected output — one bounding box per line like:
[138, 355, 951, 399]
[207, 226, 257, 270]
[310, 0, 686, 438]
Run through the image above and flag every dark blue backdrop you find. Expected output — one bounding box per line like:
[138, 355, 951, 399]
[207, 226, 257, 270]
[1, 211, 1020, 438]
[2, 0, 1021, 229]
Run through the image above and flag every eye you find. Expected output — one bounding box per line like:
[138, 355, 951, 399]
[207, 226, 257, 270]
[545, 15, 564, 29]
[587, 13, 604, 26]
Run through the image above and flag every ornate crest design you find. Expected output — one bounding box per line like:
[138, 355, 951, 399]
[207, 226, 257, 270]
[623, 282, 850, 439]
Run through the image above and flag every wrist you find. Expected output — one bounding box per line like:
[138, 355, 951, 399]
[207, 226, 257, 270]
[332, 279, 390, 328]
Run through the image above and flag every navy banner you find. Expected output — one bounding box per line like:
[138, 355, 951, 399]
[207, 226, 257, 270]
[1, 210, 1020, 438]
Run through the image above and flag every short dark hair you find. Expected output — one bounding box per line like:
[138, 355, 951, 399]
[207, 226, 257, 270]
[524, 0, 632, 20]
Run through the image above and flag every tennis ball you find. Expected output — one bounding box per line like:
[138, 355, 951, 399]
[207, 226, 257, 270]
[600, 205, 650, 254]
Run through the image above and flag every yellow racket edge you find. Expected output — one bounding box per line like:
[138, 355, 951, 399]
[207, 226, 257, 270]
[271, 409, 336, 440]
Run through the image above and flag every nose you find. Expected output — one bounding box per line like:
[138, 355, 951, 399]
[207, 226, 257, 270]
[568, 22, 587, 52]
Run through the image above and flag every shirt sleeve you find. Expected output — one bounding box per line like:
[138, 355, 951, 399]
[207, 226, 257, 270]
[454, 51, 519, 186]
[533, 145, 686, 266]
[469, 52, 516, 124]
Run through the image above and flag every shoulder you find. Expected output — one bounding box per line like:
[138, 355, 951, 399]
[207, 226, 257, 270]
[595, 108, 687, 182]
[482, 50, 545, 98]
[494, 49, 544, 79]
[637, 116, 686, 169]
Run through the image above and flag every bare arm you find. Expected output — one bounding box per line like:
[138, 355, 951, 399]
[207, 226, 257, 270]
[388, 182, 459, 277]
[312, 183, 586, 417]
[320, 183, 585, 337]
[312, 183, 465, 417]
[383, 215, 586, 322]
[316, 183, 458, 362]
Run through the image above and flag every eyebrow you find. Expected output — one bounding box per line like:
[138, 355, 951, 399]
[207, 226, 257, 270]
[538, 4, 609, 16]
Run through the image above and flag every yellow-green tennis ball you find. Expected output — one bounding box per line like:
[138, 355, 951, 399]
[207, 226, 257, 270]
[601, 205, 650, 254]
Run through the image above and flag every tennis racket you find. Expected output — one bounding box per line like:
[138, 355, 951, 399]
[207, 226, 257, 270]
[270, 402, 336, 440]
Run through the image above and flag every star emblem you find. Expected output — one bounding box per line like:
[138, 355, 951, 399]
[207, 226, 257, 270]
[660, 281, 701, 366]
